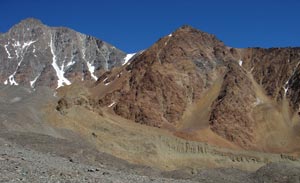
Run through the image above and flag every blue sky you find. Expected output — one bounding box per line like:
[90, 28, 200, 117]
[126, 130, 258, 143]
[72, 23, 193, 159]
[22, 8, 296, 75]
[1, 0, 300, 53]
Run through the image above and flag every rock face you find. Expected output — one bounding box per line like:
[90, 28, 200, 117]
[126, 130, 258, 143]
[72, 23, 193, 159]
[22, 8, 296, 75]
[209, 47, 300, 149]
[208, 61, 258, 148]
[72, 25, 300, 152]
[0, 18, 126, 88]
[238, 47, 300, 111]
[93, 26, 233, 128]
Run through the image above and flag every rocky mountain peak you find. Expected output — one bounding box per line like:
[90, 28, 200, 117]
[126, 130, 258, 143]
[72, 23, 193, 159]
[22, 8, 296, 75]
[57, 25, 300, 152]
[141, 25, 229, 71]
[0, 18, 126, 89]
[17, 17, 43, 26]
[172, 25, 224, 47]
[8, 18, 44, 34]
[82, 25, 230, 130]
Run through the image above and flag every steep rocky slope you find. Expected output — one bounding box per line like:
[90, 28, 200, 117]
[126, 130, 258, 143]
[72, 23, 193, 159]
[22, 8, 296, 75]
[0, 18, 127, 88]
[210, 47, 300, 151]
[90, 25, 233, 128]
[55, 25, 300, 154]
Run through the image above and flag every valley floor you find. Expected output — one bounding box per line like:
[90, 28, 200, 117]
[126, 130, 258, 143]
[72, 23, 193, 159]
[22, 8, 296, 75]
[1, 136, 300, 183]
[0, 137, 194, 183]
[1, 86, 300, 182]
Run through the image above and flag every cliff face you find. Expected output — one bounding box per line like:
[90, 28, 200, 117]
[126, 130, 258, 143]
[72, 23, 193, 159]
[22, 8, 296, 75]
[0, 18, 126, 88]
[208, 47, 300, 149]
[91, 26, 233, 128]
[56, 25, 300, 152]
[237, 47, 300, 110]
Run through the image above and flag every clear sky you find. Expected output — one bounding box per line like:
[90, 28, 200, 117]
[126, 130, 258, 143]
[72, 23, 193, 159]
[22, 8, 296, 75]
[1, 0, 300, 53]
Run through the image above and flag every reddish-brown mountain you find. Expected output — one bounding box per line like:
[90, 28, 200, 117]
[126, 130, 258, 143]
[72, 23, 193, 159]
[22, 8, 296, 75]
[56, 25, 300, 154]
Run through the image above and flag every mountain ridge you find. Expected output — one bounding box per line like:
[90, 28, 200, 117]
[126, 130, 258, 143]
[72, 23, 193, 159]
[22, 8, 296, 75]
[0, 18, 127, 88]
[1, 18, 300, 180]
[52, 23, 300, 153]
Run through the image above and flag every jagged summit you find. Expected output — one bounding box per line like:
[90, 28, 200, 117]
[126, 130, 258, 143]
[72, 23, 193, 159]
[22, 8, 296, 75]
[18, 17, 43, 25]
[174, 24, 209, 34]
[173, 24, 206, 33]
[8, 18, 44, 32]
[0, 18, 126, 88]
[170, 25, 223, 46]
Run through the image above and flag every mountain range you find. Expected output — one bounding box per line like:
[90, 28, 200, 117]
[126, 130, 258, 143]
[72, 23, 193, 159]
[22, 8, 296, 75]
[1, 18, 300, 182]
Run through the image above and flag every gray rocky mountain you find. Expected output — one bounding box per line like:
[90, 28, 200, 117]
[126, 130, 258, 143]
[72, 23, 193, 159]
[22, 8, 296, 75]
[0, 18, 127, 89]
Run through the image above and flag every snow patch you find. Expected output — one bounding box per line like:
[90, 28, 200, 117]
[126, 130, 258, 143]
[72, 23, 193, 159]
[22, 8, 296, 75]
[122, 53, 136, 66]
[30, 74, 40, 88]
[8, 74, 18, 85]
[66, 60, 76, 67]
[103, 77, 111, 86]
[4, 45, 12, 59]
[22, 40, 36, 49]
[108, 101, 116, 108]
[80, 36, 98, 80]
[168, 34, 172, 37]
[15, 50, 19, 58]
[283, 60, 300, 95]
[283, 80, 289, 96]
[6, 40, 37, 85]
[12, 41, 21, 47]
[87, 62, 98, 80]
[283, 87, 288, 96]
[13, 40, 36, 59]
[50, 35, 71, 88]
[239, 60, 243, 66]
[3, 80, 8, 85]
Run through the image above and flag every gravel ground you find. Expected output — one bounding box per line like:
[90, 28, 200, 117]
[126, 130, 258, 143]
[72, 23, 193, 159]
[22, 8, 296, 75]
[0, 138, 197, 183]
[1, 137, 300, 183]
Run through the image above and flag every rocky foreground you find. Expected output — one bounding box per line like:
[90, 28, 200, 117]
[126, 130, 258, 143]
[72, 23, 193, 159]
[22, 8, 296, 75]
[1, 137, 300, 183]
